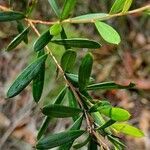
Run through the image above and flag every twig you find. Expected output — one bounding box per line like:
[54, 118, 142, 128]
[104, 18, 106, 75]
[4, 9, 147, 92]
[28, 20, 93, 134]
[0, 4, 149, 25]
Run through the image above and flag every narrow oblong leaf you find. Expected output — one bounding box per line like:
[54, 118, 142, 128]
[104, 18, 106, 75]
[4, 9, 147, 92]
[87, 82, 135, 91]
[48, 0, 60, 17]
[17, 21, 28, 44]
[95, 21, 121, 45]
[68, 88, 79, 121]
[61, 0, 77, 20]
[122, 0, 133, 13]
[60, 27, 71, 49]
[50, 23, 62, 36]
[37, 116, 51, 140]
[6, 27, 29, 51]
[32, 50, 45, 102]
[61, 50, 77, 72]
[58, 116, 83, 150]
[36, 130, 85, 149]
[70, 13, 108, 22]
[112, 123, 144, 137]
[100, 107, 131, 121]
[0, 11, 25, 22]
[109, 0, 126, 14]
[51, 38, 101, 49]
[88, 138, 98, 150]
[107, 135, 126, 149]
[7, 54, 48, 98]
[73, 136, 90, 149]
[65, 73, 94, 87]
[89, 101, 111, 113]
[42, 104, 82, 118]
[37, 86, 67, 140]
[34, 30, 53, 52]
[79, 53, 93, 91]
[98, 119, 116, 130]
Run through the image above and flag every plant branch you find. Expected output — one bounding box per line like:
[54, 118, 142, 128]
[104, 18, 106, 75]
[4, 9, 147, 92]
[0, 4, 149, 25]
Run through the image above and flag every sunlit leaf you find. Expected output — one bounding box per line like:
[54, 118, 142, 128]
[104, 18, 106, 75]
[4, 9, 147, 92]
[100, 107, 131, 121]
[95, 21, 121, 44]
[79, 53, 93, 91]
[109, 0, 126, 14]
[122, 0, 133, 13]
[70, 13, 108, 22]
[7, 54, 48, 98]
[61, 0, 77, 20]
[36, 130, 85, 149]
[42, 104, 82, 118]
[112, 123, 144, 137]
[50, 23, 62, 36]
[48, 0, 60, 17]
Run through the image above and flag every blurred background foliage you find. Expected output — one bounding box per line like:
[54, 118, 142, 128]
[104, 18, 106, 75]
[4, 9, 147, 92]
[0, 0, 150, 149]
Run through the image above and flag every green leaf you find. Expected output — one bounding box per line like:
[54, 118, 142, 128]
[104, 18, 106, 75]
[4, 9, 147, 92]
[6, 27, 29, 51]
[17, 21, 28, 44]
[98, 119, 116, 130]
[122, 0, 133, 13]
[79, 53, 93, 91]
[51, 38, 101, 49]
[68, 89, 79, 121]
[109, 0, 126, 14]
[37, 86, 67, 140]
[73, 136, 90, 149]
[89, 101, 111, 113]
[54, 86, 67, 104]
[95, 21, 121, 45]
[37, 116, 51, 140]
[100, 107, 131, 121]
[0, 11, 25, 22]
[48, 0, 60, 17]
[58, 116, 83, 150]
[32, 50, 45, 102]
[7, 54, 48, 98]
[60, 27, 71, 49]
[61, 0, 77, 20]
[61, 50, 76, 72]
[36, 130, 85, 149]
[50, 23, 62, 36]
[112, 123, 144, 137]
[107, 135, 126, 149]
[65, 73, 94, 88]
[34, 30, 53, 52]
[42, 104, 82, 118]
[70, 13, 108, 22]
[87, 82, 135, 91]
[88, 138, 98, 150]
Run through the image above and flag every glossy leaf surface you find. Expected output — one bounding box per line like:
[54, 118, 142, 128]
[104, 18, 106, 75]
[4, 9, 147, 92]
[7, 54, 48, 98]
[36, 130, 84, 149]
